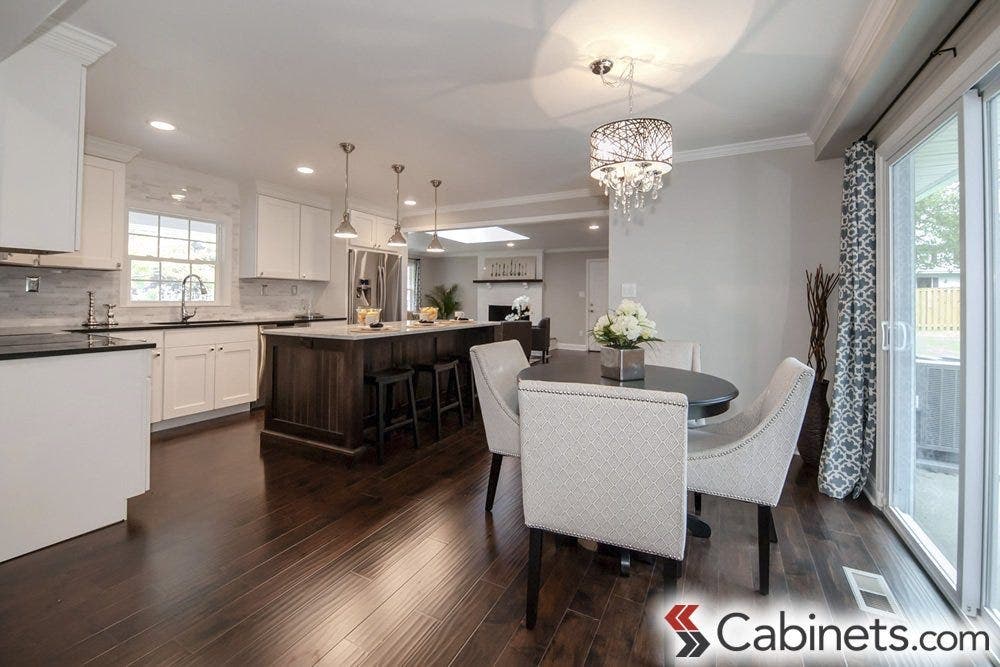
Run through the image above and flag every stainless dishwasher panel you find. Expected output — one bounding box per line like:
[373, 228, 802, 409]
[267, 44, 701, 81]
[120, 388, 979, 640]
[254, 322, 303, 409]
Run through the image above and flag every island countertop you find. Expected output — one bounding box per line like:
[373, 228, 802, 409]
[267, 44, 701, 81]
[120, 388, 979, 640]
[262, 319, 500, 341]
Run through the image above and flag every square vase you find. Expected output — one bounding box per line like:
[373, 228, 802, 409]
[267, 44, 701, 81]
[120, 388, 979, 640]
[600, 346, 645, 381]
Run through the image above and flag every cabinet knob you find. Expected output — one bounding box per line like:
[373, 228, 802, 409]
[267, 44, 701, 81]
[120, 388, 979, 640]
[210, 347, 215, 351]
[116, 262, 122, 268]
[218, 346, 223, 350]
[259, 272, 264, 277]
[153, 351, 161, 358]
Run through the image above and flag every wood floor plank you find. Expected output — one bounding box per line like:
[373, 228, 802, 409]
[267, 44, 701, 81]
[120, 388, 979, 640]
[583, 593, 644, 666]
[539, 610, 599, 667]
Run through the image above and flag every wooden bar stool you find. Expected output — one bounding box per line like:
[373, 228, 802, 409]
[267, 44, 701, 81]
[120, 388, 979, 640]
[413, 359, 466, 441]
[447, 353, 478, 421]
[363, 367, 420, 464]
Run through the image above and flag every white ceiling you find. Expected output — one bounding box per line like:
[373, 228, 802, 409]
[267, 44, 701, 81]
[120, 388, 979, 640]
[407, 219, 607, 255]
[67, 0, 875, 209]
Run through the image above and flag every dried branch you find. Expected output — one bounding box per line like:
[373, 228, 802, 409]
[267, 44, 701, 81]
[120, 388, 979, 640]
[805, 264, 840, 383]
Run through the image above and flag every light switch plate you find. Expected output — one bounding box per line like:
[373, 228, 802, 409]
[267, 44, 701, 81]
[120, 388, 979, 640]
[621, 283, 637, 297]
[25, 276, 39, 293]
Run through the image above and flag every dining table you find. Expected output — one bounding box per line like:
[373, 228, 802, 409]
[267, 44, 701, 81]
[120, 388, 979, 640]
[517, 357, 739, 566]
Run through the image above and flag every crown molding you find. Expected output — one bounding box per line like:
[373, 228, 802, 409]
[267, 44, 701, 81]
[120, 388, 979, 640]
[404, 187, 598, 217]
[543, 246, 607, 255]
[33, 21, 115, 66]
[808, 0, 900, 145]
[673, 133, 813, 163]
[84, 135, 141, 163]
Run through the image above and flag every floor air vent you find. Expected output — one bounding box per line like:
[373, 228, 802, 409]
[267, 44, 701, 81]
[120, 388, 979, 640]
[843, 567, 903, 618]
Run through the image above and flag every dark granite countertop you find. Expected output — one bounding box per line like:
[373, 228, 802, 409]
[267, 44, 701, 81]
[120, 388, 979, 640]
[62, 315, 345, 333]
[0, 332, 155, 361]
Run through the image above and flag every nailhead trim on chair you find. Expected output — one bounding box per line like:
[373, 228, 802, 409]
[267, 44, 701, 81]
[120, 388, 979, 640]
[523, 521, 686, 561]
[519, 384, 688, 409]
[470, 347, 520, 424]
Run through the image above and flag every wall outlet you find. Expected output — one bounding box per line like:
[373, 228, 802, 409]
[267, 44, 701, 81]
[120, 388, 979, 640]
[621, 283, 637, 297]
[578, 290, 585, 298]
[25, 276, 39, 293]
[291, 284, 298, 296]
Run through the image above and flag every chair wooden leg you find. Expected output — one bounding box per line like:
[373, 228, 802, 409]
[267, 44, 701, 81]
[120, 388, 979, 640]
[375, 382, 386, 464]
[758, 505, 771, 595]
[694, 492, 702, 515]
[454, 367, 466, 427]
[620, 549, 631, 577]
[663, 557, 682, 582]
[769, 514, 778, 544]
[526, 528, 543, 629]
[485, 453, 503, 512]
[406, 376, 420, 449]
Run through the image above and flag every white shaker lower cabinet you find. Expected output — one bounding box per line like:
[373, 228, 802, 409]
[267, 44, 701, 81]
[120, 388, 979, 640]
[163, 344, 216, 419]
[162, 326, 258, 421]
[107, 329, 164, 423]
[214, 340, 257, 408]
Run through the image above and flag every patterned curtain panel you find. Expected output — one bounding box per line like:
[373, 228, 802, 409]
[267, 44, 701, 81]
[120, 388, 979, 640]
[819, 140, 877, 499]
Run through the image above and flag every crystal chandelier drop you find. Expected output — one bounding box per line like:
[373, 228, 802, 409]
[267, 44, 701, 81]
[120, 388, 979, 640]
[426, 179, 445, 253]
[588, 58, 673, 221]
[386, 164, 408, 247]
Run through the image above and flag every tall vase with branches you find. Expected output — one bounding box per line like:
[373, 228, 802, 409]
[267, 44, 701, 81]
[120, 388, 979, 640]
[798, 264, 840, 468]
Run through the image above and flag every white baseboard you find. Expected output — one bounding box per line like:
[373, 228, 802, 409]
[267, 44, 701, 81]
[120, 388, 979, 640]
[554, 342, 588, 351]
[152, 403, 252, 432]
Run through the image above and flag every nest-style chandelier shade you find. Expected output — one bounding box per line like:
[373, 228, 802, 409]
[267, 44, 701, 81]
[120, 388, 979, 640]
[588, 58, 672, 221]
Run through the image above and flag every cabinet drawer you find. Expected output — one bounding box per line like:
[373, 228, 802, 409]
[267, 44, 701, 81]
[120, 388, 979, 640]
[164, 325, 258, 348]
[108, 329, 163, 348]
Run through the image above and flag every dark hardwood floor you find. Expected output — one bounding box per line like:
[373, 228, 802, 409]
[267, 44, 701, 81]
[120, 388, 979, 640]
[0, 352, 968, 665]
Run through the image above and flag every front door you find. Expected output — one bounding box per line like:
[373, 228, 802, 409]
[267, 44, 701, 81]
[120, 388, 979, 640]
[586, 259, 609, 352]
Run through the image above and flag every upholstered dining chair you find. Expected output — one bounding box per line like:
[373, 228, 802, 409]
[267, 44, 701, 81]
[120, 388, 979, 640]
[645, 339, 702, 372]
[530, 317, 551, 364]
[469, 340, 529, 512]
[518, 379, 689, 629]
[686, 357, 814, 595]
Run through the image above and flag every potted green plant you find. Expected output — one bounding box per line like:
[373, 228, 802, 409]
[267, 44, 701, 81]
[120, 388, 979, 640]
[424, 284, 461, 320]
[590, 299, 661, 381]
[798, 264, 840, 468]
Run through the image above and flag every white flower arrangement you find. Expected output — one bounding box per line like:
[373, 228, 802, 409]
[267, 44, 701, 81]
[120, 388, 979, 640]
[591, 299, 661, 349]
[504, 294, 531, 321]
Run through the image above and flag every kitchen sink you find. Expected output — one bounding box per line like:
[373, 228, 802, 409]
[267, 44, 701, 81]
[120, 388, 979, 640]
[150, 319, 241, 325]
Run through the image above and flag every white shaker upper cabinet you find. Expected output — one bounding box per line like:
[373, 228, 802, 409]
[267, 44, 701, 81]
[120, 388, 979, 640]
[298, 205, 332, 281]
[347, 210, 376, 248]
[0, 26, 113, 253]
[40, 155, 126, 270]
[247, 195, 301, 279]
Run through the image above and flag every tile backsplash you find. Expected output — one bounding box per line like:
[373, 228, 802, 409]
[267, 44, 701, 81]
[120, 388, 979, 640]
[0, 158, 328, 328]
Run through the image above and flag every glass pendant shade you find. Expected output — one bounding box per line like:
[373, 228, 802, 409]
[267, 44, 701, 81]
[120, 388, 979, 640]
[426, 233, 445, 253]
[425, 178, 445, 253]
[335, 141, 359, 238]
[386, 163, 408, 247]
[590, 117, 672, 220]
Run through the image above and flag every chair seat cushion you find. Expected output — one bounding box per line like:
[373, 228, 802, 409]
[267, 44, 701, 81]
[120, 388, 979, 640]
[686, 427, 736, 457]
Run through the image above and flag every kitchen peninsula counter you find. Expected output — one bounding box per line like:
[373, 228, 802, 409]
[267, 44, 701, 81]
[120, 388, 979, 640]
[261, 320, 500, 459]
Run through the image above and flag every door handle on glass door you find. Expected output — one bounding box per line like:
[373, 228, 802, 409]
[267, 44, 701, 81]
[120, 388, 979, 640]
[880, 321, 891, 350]
[893, 322, 908, 351]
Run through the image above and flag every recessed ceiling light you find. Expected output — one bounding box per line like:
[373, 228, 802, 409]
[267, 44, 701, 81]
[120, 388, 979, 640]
[427, 226, 529, 244]
[506, 242, 515, 247]
[403, 199, 417, 206]
[296, 166, 314, 174]
[148, 120, 176, 131]
[170, 187, 187, 201]
[588, 223, 600, 230]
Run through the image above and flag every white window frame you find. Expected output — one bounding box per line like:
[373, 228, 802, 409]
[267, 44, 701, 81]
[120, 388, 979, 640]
[120, 208, 232, 309]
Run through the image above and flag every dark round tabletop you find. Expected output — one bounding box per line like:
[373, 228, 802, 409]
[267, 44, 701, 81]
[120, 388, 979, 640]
[518, 363, 739, 420]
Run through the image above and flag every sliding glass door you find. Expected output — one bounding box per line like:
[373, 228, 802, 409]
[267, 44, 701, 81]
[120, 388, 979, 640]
[887, 113, 963, 582]
[984, 84, 1000, 630]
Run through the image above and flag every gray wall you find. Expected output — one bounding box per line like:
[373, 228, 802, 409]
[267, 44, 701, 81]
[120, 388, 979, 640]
[543, 250, 607, 347]
[609, 145, 843, 407]
[419, 255, 478, 316]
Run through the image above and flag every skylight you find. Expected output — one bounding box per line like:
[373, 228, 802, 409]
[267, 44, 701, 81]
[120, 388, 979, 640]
[425, 226, 529, 244]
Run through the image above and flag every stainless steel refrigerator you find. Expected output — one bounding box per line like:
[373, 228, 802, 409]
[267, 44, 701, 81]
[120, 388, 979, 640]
[348, 249, 403, 323]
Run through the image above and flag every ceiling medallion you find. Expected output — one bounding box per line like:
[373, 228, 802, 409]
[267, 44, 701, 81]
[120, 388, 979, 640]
[588, 57, 672, 222]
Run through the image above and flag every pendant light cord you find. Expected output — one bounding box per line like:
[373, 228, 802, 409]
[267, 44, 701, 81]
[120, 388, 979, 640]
[598, 57, 636, 116]
[343, 150, 350, 219]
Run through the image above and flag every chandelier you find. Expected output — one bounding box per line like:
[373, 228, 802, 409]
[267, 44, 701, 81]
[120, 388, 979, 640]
[588, 58, 673, 221]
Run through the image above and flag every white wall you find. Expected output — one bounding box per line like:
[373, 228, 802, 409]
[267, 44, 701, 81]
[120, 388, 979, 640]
[419, 255, 478, 316]
[544, 250, 607, 347]
[609, 145, 843, 408]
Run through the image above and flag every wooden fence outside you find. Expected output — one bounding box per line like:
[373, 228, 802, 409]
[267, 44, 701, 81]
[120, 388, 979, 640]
[916, 287, 961, 331]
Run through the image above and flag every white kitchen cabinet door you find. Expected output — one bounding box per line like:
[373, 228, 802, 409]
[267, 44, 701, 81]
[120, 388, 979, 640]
[163, 344, 216, 419]
[255, 195, 300, 279]
[151, 349, 164, 423]
[347, 210, 376, 248]
[0, 39, 85, 253]
[298, 204, 331, 281]
[40, 155, 125, 270]
[214, 340, 257, 408]
[373, 217, 399, 250]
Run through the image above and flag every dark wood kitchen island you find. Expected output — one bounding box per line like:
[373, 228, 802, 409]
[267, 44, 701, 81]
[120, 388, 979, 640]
[260, 320, 499, 460]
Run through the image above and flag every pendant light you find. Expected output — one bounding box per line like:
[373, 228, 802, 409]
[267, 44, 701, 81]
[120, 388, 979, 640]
[588, 58, 672, 222]
[386, 164, 408, 247]
[333, 142, 359, 238]
[426, 179, 445, 253]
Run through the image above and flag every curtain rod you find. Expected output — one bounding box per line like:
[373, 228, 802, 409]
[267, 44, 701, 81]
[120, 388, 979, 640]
[861, 0, 983, 142]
